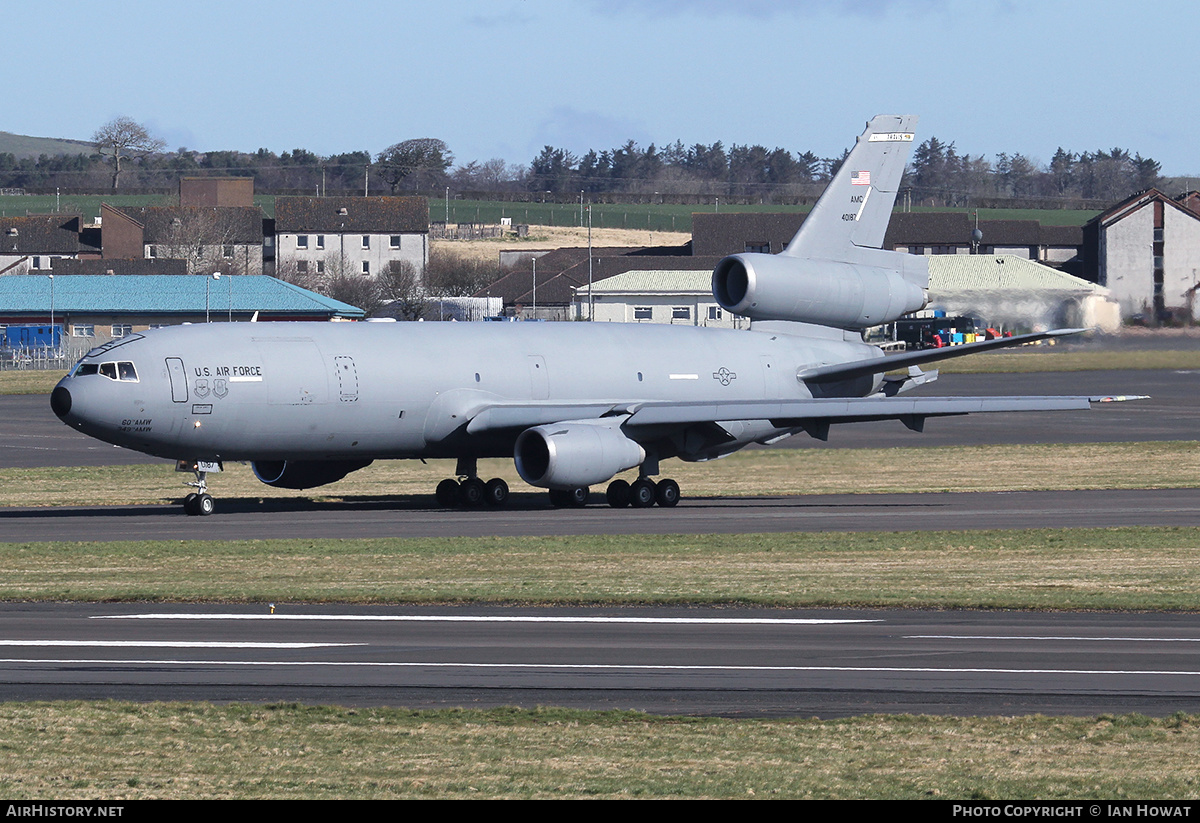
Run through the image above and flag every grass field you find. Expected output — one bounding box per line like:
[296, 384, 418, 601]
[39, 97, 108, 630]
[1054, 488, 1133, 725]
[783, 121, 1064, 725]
[0, 703, 1196, 799]
[3, 527, 1200, 610]
[4, 440, 1199, 508]
[0, 191, 1099, 234]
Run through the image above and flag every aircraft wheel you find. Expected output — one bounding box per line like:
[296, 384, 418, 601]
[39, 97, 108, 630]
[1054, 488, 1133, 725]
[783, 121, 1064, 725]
[435, 478, 460, 507]
[654, 478, 680, 508]
[484, 478, 509, 507]
[549, 487, 589, 508]
[629, 478, 656, 508]
[183, 493, 199, 516]
[606, 479, 631, 508]
[459, 477, 486, 507]
[196, 493, 215, 516]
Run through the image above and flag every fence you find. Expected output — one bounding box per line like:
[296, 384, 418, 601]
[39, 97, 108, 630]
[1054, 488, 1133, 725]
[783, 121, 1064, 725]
[0, 342, 88, 371]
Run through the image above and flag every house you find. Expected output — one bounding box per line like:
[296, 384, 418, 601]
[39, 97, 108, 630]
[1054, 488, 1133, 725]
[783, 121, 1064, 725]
[1081, 188, 1200, 321]
[0, 214, 99, 276]
[573, 269, 743, 328]
[100, 204, 265, 276]
[273, 195, 429, 282]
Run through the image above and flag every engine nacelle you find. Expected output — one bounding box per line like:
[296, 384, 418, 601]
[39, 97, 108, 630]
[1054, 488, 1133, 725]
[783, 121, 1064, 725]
[713, 253, 927, 328]
[514, 421, 645, 489]
[251, 459, 373, 490]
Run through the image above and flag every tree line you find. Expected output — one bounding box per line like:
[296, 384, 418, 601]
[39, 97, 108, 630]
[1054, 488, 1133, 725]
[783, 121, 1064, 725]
[0, 116, 1175, 209]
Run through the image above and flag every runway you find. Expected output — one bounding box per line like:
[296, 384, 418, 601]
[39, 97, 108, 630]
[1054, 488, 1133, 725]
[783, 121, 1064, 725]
[2, 603, 1199, 717]
[5, 487, 1200, 541]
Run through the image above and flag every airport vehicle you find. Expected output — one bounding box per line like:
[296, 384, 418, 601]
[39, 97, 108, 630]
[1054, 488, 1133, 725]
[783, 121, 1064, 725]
[50, 115, 1133, 516]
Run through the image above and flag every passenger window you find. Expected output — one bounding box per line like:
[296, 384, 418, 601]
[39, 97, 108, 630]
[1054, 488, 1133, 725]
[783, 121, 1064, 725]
[99, 362, 117, 380]
[118, 362, 138, 382]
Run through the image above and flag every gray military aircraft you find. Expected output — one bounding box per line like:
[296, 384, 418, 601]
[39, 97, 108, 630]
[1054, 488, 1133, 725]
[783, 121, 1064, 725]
[51, 115, 1134, 516]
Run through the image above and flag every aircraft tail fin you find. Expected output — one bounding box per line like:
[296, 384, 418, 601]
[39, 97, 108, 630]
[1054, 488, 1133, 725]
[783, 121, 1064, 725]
[782, 114, 917, 259]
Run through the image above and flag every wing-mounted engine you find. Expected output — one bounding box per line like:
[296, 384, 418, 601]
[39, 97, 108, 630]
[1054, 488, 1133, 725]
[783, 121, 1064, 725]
[251, 459, 373, 490]
[712, 253, 927, 328]
[514, 420, 644, 489]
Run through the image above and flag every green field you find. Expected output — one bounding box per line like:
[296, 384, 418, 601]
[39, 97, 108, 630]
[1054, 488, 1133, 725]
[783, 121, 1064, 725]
[0, 192, 1099, 234]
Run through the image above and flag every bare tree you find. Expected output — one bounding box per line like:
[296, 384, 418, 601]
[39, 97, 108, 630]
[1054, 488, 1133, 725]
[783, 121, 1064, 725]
[92, 116, 166, 189]
[376, 260, 427, 320]
[424, 246, 499, 297]
[155, 208, 257, 275]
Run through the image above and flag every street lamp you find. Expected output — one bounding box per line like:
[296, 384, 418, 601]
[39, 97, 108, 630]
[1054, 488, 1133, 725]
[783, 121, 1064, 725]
[206, 272, 221, 323]
[47, 274, 55, 351]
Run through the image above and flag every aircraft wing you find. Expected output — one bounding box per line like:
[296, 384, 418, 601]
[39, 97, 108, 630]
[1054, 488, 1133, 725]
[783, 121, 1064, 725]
[797, 329, 1086, 384]
[464, 394, 1144, 437]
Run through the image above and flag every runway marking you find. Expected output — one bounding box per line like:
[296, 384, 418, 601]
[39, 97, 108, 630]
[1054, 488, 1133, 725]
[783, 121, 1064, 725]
[909, 635, 1200, 643]
[0, 641, 361, 649]
[92, 614, 880, 625]
[1, 658, 1199, 677]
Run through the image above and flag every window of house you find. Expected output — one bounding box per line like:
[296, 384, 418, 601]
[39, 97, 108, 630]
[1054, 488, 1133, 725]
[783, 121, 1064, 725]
[744, 242, 770, 254]
[297, 260, 308, 274]
[390, 235, 401, 249]
[316, 235, 325, 250]
[72, 324, 95, 338]
[672, 306, 691, 320]
[633, 306, 652, 320]
[708, 306, 722, 320]
[362, 235, 370, 249]
[223, 245, 234, 258]
[31, 256, 41, 269]
[316, 260, 325, 274]
[297, 235, 309, 249]
[111, 324, 133, 338]
[361, 261, 370, 275]
[148, 245, 157, 258]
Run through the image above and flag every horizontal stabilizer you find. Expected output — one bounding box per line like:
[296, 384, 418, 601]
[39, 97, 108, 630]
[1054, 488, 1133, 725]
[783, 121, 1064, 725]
[798, 329, 1088, 384]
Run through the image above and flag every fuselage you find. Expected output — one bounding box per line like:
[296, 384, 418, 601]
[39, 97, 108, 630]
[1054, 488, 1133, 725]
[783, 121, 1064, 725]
[52, 321, 883, 464]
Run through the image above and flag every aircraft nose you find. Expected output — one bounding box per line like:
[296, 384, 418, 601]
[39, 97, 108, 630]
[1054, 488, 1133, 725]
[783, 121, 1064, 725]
[50, 385, 72, 419]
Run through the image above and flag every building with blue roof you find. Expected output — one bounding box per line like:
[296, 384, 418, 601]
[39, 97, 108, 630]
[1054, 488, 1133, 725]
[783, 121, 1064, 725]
[0, 274, 364, 354]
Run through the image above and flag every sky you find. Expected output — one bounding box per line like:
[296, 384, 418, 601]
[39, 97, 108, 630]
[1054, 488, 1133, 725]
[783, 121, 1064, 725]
[8, 0, 1200, 175]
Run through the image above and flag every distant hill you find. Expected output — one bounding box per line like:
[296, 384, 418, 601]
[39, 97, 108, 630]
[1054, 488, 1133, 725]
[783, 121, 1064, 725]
[0, 131, 94, 159]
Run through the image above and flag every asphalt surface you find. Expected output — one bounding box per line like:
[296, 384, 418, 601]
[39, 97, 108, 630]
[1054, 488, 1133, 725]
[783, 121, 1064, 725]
[2, 602, 1199, 717]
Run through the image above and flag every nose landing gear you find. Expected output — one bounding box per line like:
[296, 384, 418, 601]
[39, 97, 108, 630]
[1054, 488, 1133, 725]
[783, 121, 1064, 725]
[180, 465, 215, 516]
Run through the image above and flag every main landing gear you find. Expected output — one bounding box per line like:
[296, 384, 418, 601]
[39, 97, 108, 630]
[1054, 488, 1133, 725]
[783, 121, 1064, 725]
[434, 457, 509, 508]
[604, 476, 680, 509]
[435, 476, 510, 508]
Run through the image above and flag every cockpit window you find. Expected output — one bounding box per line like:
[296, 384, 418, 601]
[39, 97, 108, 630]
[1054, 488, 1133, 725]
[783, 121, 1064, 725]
[75, 361, 138, 381]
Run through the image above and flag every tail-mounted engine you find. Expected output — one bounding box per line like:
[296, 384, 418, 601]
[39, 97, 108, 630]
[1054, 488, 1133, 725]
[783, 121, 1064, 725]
[713, 253, 927, 329]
